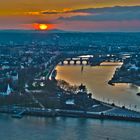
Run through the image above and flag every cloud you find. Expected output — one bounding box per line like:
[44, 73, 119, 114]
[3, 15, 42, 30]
[70, 6, 140, 13]
[41, 8, 72, 15]
[58, 6, 140, 21]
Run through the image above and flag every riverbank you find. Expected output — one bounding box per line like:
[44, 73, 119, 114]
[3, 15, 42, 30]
[1, 97, 140, 122]
[109, 57, 140, 87]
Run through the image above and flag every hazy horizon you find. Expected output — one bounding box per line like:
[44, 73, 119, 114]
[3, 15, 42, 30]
[0, 1, 140, 31]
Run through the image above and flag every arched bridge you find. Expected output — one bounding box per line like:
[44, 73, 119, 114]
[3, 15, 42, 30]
[59, 55, 124, 66]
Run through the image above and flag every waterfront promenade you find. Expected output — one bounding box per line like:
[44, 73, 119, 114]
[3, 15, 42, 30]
[1, 101, 140, 122]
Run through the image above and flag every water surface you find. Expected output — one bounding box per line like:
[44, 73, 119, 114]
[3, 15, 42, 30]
[56, 62, 140, 110]
[0, 114, 140, 140]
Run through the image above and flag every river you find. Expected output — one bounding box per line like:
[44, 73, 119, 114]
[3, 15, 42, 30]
[0, 62, 140, 140]
[56, 62, 140, 111]
[0, 114, 140, 140]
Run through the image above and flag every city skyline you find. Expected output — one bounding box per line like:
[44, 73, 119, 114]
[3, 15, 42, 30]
[0, 0, 140, 31]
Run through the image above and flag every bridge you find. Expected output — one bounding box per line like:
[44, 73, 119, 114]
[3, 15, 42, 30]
[59, 54, 124, 66]
[60, 57, 90, 65]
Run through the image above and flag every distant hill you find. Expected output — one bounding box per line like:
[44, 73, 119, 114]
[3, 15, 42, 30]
[0, 29, 68, 33]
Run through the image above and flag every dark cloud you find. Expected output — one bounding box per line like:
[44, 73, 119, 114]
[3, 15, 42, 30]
[41, 9, 71, 15]
[58, 6, 140, 21]
[42, 11, 62, 14]
[71, 6, 140, 13]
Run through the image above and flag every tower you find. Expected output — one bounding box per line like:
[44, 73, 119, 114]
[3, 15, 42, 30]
[6, 84, 12, 96]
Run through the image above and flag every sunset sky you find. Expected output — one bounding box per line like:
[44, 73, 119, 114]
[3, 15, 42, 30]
[0, 0, 140, 31]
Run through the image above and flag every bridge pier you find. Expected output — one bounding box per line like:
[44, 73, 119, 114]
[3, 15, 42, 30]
[61, 61, 64, 65]
[67, 60, 71, 65]
[86, 60, 89, 65]
[74, 60, 77, 65]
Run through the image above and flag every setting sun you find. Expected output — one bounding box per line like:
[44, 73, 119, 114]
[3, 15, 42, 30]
[34, 23, 55, 31]
[39, 24, 48, 30]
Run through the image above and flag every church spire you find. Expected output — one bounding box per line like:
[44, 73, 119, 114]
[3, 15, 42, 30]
[6, 84, 12, 96]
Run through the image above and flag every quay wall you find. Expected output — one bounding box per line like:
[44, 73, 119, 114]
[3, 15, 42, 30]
[1, 107, 140, 122]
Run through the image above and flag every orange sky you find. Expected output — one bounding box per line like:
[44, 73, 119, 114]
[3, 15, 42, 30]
[0, 0, 140, 31]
